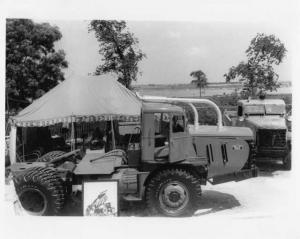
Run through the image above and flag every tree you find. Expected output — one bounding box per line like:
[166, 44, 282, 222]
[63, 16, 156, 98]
[6, 19, 68, 112]
[89, 20, 146, 89]
[190, 70, 208, 97]
[224, 33, 287, 97]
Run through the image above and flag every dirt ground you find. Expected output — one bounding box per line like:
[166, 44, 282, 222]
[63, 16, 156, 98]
[121, 162, 297, 217]
[4, 161, 298, 218]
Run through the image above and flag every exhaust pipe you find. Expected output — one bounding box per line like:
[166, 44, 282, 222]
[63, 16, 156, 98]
[136, 93, 223, 130]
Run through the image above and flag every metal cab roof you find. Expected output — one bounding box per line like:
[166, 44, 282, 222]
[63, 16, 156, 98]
[142, 102, 184, 114]
[238, 99, 285, 106]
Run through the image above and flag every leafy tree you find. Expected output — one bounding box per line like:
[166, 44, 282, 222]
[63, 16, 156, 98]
[6, 19, 68, 112]
[190, 70, 208, 97]
[89, 20, 146, 89]
[224, 33, 287, 97]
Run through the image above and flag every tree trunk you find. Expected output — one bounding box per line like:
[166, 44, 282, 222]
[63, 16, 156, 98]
[6, 91, 9, 113]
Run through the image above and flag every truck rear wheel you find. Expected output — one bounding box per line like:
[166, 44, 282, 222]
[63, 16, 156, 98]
[36, 151, 66, 162]
[14, 167, 65, 216]
[145, 168, 201, 217]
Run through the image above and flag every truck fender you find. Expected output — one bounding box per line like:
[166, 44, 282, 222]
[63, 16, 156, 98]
[143, 164, 207, 189]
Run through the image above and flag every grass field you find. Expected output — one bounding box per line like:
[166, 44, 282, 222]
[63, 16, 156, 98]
[134, 83, 292, 98]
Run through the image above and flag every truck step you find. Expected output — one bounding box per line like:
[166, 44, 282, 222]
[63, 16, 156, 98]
[122, 194, 143, 201]
[209, 167, 258, 185]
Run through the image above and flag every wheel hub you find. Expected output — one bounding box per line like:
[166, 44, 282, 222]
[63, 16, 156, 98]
[169, 191, 181, 203]
[159, 181, 189, 214]
[19, 188, 47, 215]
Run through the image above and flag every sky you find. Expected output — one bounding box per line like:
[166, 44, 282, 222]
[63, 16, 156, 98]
[44, 20, 293, 85]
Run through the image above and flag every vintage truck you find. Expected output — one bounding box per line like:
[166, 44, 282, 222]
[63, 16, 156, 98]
[10, 96, 258, 217]
[223, 98, 291, 170]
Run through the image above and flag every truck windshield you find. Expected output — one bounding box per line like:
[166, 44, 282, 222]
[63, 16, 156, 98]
[265, 104, 285, 115]
[244, 105, 265, 115]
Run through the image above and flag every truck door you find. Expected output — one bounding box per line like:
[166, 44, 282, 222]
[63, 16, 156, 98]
[141, 113, 155, 162]
[169, 114, 190, 163]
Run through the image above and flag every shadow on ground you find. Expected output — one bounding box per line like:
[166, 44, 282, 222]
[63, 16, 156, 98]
[111, 190, 240, 217]
[194, 190, 240, 216]
[60, 189, 240, 217]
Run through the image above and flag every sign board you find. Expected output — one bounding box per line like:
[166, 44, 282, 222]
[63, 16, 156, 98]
[83, 180, 118, 216]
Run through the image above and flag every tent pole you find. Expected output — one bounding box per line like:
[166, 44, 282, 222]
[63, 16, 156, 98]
[22, 128, 25, 160]
[71, 118, 75, 151]
[9, 125, 17, 164]
[110, 118, 116, 149]
[74, 122, 77, 150]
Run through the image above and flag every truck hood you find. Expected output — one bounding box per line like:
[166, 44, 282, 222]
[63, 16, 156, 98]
[188, 125, 253, 140]
[245, 116, 287, 130]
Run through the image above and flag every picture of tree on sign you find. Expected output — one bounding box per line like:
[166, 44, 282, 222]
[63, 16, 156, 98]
[224, 33, 287, 98]
[83, 181, 118, 217]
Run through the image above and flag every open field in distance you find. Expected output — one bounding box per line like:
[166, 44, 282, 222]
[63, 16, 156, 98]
[133, 81, 292, 98]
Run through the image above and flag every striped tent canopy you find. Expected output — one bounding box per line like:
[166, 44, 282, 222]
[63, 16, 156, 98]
[12, 75, 142, 127]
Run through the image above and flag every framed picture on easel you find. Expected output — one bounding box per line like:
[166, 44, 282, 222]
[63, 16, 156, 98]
[83, 180, 118, 216]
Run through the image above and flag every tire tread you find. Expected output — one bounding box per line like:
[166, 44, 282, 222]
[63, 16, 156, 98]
[14, 167, 65, 215]
[145, 168, 202, 217]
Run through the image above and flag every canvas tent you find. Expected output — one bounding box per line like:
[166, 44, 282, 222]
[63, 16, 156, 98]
[11, 75, 142, 127]
[9, 75, 142, 163]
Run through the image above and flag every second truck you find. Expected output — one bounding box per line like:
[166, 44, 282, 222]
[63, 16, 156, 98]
[223, 97, 291, 170]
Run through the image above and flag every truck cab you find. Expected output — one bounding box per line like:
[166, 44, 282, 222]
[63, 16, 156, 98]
[141, 103, 189, 164]
[139, 102, 255, 179]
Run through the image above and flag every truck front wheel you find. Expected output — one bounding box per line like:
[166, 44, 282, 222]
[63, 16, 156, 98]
[145, 168, 202, 217]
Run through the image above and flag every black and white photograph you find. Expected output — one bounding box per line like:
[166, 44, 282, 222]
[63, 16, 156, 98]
[1, 0, 299, 239]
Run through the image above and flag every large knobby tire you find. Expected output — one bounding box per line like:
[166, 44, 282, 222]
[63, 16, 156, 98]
[36, 151, 66, 162]
[145, 168, 202, 217]
[283, 152, 291, 171]
[14, 167, 65, 216]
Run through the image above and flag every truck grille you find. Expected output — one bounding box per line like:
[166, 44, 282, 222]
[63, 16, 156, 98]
[257, 129, 286, 148]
